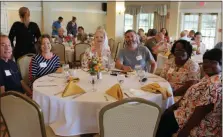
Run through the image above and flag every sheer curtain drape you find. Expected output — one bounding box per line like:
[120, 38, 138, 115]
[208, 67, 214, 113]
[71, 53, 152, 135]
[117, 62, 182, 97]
[153, 5, 167, 31]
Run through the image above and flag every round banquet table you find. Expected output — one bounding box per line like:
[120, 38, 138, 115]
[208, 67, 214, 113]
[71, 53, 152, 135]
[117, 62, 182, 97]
[157, 53, 203, 69]
[33, 69, 174, 136]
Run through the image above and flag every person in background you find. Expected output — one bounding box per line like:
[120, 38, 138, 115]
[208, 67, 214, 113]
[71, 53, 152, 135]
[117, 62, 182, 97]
[54, 28, 65, 44]
[179, 30, 190, 42]
[9, 7, 41, 61]
[190, 32, 206, 55]
[81, 28, 111, 68]
[77, 26, 88, 43]
[160, 28, 170, 43]
[52, 16, 63, 36]
[160, 40, 200, 96]
[66, 16, 78, 36]
[147, 28, 157, 40]
[29, 34, 60, 84]
[188, 30, 195, 40]
[156, 48, 222, 137]
[137, 28, 146, 43]
[214, 41, 222, 50]
[0, 34, 32, 96]
[115, 30, 156, 73]
[144, 32, 164, 60]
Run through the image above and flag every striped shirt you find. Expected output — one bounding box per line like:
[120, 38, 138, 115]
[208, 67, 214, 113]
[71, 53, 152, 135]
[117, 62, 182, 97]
[29, 54, 60, 83]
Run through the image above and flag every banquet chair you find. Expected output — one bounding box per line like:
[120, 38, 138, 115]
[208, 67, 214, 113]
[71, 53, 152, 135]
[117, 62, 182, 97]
[108, 38, 115, 55]
[114, 42, 121, 60]
[99, 98, 161, 137]
[74, 43, 90, 67]
[0, 91, 78, 137]
[17, 53, 35, 85]
[51, 43, 66, 65]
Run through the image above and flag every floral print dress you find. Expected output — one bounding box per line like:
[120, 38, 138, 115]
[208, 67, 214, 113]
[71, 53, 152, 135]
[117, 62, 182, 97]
[160, 58, 200, 91]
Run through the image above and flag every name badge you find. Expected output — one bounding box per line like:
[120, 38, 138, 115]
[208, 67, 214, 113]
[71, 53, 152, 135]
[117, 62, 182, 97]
[5, 70, 11, 76]
[136, 55, 142, 61]
[40, 62, 47, 68]
[168, 68, 174, 74]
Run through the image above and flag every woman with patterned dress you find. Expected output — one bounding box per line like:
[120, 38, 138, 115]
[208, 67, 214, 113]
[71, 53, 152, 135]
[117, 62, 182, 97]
[160, 40, 200, 96]
[156, 48, 222, 137]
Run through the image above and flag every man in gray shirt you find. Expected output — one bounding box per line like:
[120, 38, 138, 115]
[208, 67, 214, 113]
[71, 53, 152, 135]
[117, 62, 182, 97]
[115, 30, 156, 73]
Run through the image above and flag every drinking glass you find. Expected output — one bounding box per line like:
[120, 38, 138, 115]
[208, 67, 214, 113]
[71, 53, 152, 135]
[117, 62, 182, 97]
[89, 75, 97, 92]
[117, 74, 125, 89]
[138, 70, 145, 85]
[135, 65, 142, 76]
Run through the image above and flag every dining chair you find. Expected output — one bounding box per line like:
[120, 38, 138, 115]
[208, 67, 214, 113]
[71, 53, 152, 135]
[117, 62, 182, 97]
[108, 38, 115, 53]
[99, 97, 162, 137]
[17, 53, 35, 85]
[114, 42, 121, 59]
[0, 91, 79, 137]
[51, 43, 66, 65]
[74, 43, 91, 67]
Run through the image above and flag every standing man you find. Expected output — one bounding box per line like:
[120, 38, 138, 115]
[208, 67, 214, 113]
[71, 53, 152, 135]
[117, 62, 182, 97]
[9, 7, 41, 61]
[66, 16, 78, 36]
[115, 30, 156, 73]
[52, 16, 63, 36]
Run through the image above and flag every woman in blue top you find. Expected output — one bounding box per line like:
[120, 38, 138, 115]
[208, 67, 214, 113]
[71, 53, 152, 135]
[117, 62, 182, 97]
[29, 34, 61, 84]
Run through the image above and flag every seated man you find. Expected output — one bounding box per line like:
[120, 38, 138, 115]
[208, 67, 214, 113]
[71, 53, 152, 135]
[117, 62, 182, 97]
[0, 34, 32, 96]
[77, 26, 88, 43]
[115, 30, 156, 73]
[54, 27, 65, 44]
[156, 48, 222, 137]
[144, 32, 164, 60]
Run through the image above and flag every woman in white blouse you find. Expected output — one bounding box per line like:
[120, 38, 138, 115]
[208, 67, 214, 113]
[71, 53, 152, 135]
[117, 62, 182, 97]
[190, 32, 206, 54]
[81, 27, 111, 68]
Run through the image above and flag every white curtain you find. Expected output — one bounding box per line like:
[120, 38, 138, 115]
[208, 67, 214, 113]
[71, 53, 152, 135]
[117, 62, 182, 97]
[154, 5, 167, 31]
[125, 6, 142, 15]
[1, 2, 8, 34]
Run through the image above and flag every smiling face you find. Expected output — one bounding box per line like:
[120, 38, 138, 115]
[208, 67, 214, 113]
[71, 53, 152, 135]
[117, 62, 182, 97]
[94, 31, 105, 47]
[41, 38, 51, 53]
[125, 32, 138, 47]
[0, 36, 12, 60]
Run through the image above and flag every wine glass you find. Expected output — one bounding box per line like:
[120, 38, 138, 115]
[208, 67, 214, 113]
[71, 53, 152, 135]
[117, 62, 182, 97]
[138, 70, 146, 85]
[89, 75, 97, 92]
[135, 65, 142, 76]
[117, 74, 125, 89]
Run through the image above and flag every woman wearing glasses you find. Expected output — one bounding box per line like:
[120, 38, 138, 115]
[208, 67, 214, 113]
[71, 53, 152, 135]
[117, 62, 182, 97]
[160, 40, 200, 96]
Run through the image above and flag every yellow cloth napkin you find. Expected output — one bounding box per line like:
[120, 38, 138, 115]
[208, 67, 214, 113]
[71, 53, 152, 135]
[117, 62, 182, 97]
[67, 77, 80, 82]
[62, 81, 85, 97]
[106, 84, 123, 100]
[141, 83, 172, 100]
[164, 51, 171, 57]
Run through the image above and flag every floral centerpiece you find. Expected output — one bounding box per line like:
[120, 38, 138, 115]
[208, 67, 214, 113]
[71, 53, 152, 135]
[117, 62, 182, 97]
[192, 46, 197, 55]
[64, 35, 73, 46]
[88, 55, 104, 78]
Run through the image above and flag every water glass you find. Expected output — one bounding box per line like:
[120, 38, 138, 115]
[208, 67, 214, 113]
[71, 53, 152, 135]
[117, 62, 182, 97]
[138, 70, 145, 85]
[117, 74, 125, 87]
[89, 75, 97, 92]
[135, 65, 142, 76]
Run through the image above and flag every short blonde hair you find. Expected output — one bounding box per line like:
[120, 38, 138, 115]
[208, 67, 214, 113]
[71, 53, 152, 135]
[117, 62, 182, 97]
[19, 7, 29, 18]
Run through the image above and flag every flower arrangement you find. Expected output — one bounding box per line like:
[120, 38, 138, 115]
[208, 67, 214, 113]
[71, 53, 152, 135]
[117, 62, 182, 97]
[88, 55, 103, 75]
[64, 35, 73, 45]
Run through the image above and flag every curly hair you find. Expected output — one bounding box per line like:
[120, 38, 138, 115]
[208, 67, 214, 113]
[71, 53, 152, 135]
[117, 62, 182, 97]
[171, 39, 193, 59]
[203, 48, 222, 65]
[36, 34, 52, 54]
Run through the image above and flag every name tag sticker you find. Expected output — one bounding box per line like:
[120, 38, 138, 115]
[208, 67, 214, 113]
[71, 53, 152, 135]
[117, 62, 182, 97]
[40, 62, 47, 68]
[5, 70, 11, 76]
[168, 68, 174, 74]
[136, 55, 142, 61]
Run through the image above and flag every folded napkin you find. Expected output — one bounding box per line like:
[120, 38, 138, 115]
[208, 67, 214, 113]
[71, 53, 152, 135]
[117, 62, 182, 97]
[106, 84, 123, 100]
[67, 77, 80, 82]
[141, 83, 172, 100]
[62, 81, 85, 97]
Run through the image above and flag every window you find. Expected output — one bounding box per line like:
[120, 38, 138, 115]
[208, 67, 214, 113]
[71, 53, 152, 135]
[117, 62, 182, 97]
[138, 13, 154, 32]
[1, 2, 8, 34]
[182, 13, 218, 49]
[124, 14, 133, 32]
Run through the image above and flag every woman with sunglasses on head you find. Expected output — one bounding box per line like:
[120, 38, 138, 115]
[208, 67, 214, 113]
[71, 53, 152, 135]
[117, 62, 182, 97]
[160, 40, 200, 96]
[156, 48, 222, 137]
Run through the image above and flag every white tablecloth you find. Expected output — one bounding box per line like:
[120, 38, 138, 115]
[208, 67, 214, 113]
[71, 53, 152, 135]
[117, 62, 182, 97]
[33, 70, 174, 136]
[65, 46, 74, 63]
[157, 53, 203, 69]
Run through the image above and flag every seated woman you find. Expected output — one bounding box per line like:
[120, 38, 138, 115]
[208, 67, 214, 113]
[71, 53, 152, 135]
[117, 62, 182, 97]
[190, 32, 206, 55]
[54, 27, 65, 44]
[77, 26, 88, 43]
[156, 48, 222, 137]
[0, 34, 32, 95]
[160, 40, 200, 96]
[160, 28, 170, 43]
[29, 34, 60, 84]
[81, 28, 111, 68]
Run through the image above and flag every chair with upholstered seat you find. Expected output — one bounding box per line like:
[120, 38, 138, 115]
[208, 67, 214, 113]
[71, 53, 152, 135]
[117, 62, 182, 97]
[51, 43, 66, 65]
[74, 43, 91, 67]
[17, 53, 35, 85]
[0, 91, 79, 137]
[99, 98, 161, 137]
